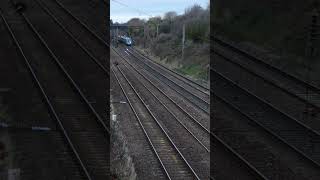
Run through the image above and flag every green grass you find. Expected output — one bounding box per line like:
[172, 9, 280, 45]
[175, 64, 208, 80]
[0, 106, 9, 120]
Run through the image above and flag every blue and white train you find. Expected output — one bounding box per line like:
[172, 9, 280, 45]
[118, 35, 133, 46]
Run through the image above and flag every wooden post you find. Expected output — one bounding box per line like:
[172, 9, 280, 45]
[146, 25, 149, 46]
[127, 26, 130, 37]
[116, 27, 119, 47]
[156, 24, 159, 39]
[143, 25, 146, 48]
[116, 27, 118, 37]
[207, 64, 210, 82]
[144, 25, 150, 48]
[113, 28, 116, 45]
[182, 24, 185, 60]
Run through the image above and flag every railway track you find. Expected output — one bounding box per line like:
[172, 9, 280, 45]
[35, 0, 108, 72]
[11, 131, 86, 179]
[213, 50, 320, 134]
[44, 0, 112, 74]
[1, 1, 109, 179]
[122, 63, 209, 148]
[119, 48, 209, 128]
[213, 36, 320, 136]
[126, 46, 209, 102]
[52, 0, 107, 37]
[48, 0, 123, 68]
[51, 0, 108, 46]
[111, 47, 273, 180]
[212, 68, 320, 170]
[120, 46, 210, 114]
[213, 37, 320, 113]
[111, 65, 200, 180]
[211, 132, 268, 180]
[116, 51, 210, 178]
[212, 91, 320, 179]
[129, 47, 209, 94]
[210, 36, 320, 178]
[15, 0, 109, 121]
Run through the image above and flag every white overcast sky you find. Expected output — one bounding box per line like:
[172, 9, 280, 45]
[111, 0, 209, 23]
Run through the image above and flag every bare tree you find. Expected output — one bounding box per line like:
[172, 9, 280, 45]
[127, 18, 144, 26]
[148, 16, 162, 24]
[164, 11, 177, 22]
[185, 4, 204, 18]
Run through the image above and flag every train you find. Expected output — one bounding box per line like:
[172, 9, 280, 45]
[118, 35, 133, 46]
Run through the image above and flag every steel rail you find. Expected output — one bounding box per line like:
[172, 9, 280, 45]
[52, 0, 125, 71]
[50, 0, 141, 87]
[126, 48, 209, 104]
[116, 48, 268, 179]
[111, 67, 172, 179]
[125, 48, 210, 114]
[112, 66, 200, 179]
[212, 69, 320, 168]
[213, 36, 320, 94]
[36, 0, 109, 75]
[0, 10, 92, 180]
[131, 46, 209, 91]
[53, 0, 108, 47]
[52, 0, 202, 107]
[18, 11, 110, 134]
[116, 48, 210, 135]
[129, 47, 210, 94]
[213, 68, 320, 138]
[211, 132, 269, 180]
[116, 65, 201, 179]
[213, 50, 320, 114]
[120, 62, 210, 152]
[123, 49, 209, 115]
[212, 93, 316, 179]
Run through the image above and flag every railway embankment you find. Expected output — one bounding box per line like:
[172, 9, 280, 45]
[110, 94, 137, 180]
[134, 45, 209, 87]
[121, 4, 210, 84]
[213, 0, 320, 86]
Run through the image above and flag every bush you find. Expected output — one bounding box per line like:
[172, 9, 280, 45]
[159, 22, 171, 34]
[157, 33, 173, 43]
[186, 20, 209, 43]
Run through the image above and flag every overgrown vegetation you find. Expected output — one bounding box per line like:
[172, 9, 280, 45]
[213, 0, 320, 81]
[213, 0, 320, 56]
[177, 64, 208, 80]
[113, 4, 210, 82]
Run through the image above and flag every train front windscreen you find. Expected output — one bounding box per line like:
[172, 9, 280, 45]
[126, 38, 132, 45]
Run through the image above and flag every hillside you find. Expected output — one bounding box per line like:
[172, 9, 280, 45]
[214, 0, 320, 56]
[213, 0, 320, 82]
[119, 4, 210, 83]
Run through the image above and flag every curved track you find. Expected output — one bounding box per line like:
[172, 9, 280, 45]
[121, 46, 210, 114]
[1, 1, 109, 179]
[129, 47, 209, 94]
[119, 49, 210, 149]
[212, 68, 320, 169]
[112, 47, 270, 180]
[213, 36, 320, 110]
[112, 65, 200, 180]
